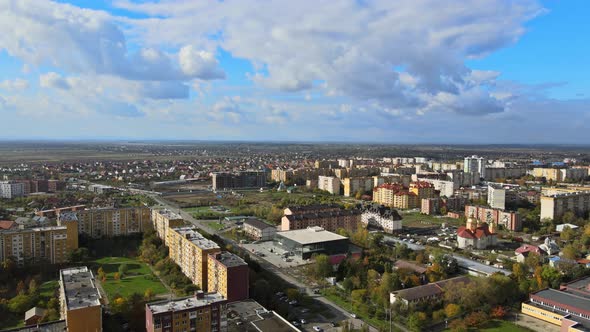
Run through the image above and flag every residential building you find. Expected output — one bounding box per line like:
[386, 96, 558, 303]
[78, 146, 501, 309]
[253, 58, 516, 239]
[35, 205, 86, 218]
[390, 276, 472, 306]
[0, 225, 77, 266]
[151, 209, 184, 244]
[314, 160, 338, 169]
[167, 227, 221, 290]
[59, 267, 102, 332]
[421, 198, 441, 215]
[280, 209, 361, 232]
[317, 176, 341, 194]
[487, 185, 506, 210]
[464, 155, 486, 179]
[207, 252, 249, 302]
[443, 196, 468, 212]
[0, 180, 25, 199]
[343, 177, 373, 197]
[274, 226, 349, 260]
[465, 205, 522, 231]
[270, 169, 293, 183]
[409, 181, 435, 200]
[58, 206, 152, 238]
[47, 180, 66, 193]
[372, 183, 404, 206]
[417, 178, 455, 197]
[456, 215, 497, 249]
[484, 167, 527, 181]
[283, 204, 341, 216]
[212, 171, 266, 190]
[146, 292, 226, 332]
[226, 299, 302, 332]
[242, 217, 276, 241]
[360, 204, 403, 233]
[540, 191, 590, 221]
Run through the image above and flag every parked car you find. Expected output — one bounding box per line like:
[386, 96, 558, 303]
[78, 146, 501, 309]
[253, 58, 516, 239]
[313, 326, 323, 332]
[291, 321, 300, 327]
[300, 318, 307, 324]
[330, 322, 337, 327]
[350, 313, 357, 318]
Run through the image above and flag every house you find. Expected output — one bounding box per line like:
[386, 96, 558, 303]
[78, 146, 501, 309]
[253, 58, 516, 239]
[456, 215, 497, 249]
[390, 276, 472, 305]
[556, 223, 579, 233]
[242, 217, 277, 241]
[515, 244, 547, 263]
[0, 220, 17, 230]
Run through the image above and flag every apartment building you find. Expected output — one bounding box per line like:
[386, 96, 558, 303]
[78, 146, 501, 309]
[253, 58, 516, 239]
[207, 252, 249, 302]
[59, 267, 102, 332]
[533, 167, 587, 182]
[484, 167, 527, 181]
[343, 177, 374, 197]
[540, 191, 590, 221]
[151, 209, 185, 244]
[318, 176, 341, 194]
[465, 205, 522, 231]
[242, 217, 276, 241]
[0, 180, 25, 199]
[270, 169, 294, 183]
[443, 196, 468, 212]
[146, 292, 226, 332]
[58, 207, 152, 238]
[212, 171, 266, 190]
[283, 204, 341, 216]
[372, 183, 419, 209]
[421, 198, 441, 215]
[0, 225, 77, 266]
[167, 227, 221, 290]
[409, 181, 435, 200]
[281, 209, 361, 232]
[487, 185, 506, 210]
[417, 178, 455, 197]
[360, 204, 402, 233]
[464, 155, 486, 179]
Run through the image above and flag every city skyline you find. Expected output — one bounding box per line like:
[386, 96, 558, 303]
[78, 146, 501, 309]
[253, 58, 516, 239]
[0, 0, 589, 143]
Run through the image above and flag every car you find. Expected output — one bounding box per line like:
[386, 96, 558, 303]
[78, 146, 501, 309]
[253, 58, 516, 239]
[276, 292, 285, 297]
[291, 321, 301, 327]
[330, 322, 337, 327]
[313, 326, 323, 332]
[289, 300, 298, 305]
[300, 318, 306, 324]
[350, 313, 357, 318]
[300, 308, 310, 314]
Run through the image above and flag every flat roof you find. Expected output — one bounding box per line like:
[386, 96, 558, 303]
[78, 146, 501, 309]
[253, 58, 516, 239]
[147, 293, 225, 315]
[156, 209, 183, 220]
[276, 227, 348, 245]
[60, 266, 101, 311]
[226, 299, 300, 332]
[209, 252, 247, 268]
[242, 217, 276, 230]
[170, 227, 220, 250]
[532, 288, 590, 314]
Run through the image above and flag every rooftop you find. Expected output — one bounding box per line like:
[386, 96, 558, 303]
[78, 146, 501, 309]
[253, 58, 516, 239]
[147, 292, 226, 315]
[532, 288, 590, 315]
[210, 251, 248, 268]
[60, 266, 101, 311]
[242, 217, 276, 230]
[276, 226, 348, 245]
[171, 227, 220, 250]
[156, 209, 183, 220]
[226, 299, 300, 332]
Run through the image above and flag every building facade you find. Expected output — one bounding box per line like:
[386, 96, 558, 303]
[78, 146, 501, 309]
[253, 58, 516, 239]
[207, 252, 249, 302]
[59, 267, 102, 332]
[281, 209, 361, 232]
[317, 176, 341, 195]
[487, 185, 506, 210]
[274, 227, 349, 260]
[0, 225, 77, 266]
[146, 292, 226, 332]
[360, 204, 402, 233]
[58, 207, 152, 238]
[167, 227, 221, 290]
[343, 177, 374, 197]
[421, 198, 441, 215]
[463, 155, 486, 179]
[242, 217, 276, 241]
[464, 205, 522, 231]
[212, 171, 266, 190]
[0, 181, 25, 199]
[540, 191, 590, 221]
[151, 209, 185, 244]
[456, 215, 497, 249]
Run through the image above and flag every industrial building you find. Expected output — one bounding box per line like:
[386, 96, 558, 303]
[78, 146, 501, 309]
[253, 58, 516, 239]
[274, 226, 349, 259]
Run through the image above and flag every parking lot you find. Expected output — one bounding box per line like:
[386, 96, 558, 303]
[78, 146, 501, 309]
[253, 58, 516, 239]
[242, 241, 310, 268]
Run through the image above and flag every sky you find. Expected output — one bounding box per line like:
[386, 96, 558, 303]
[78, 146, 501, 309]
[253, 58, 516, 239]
[0, 0, 588, 144]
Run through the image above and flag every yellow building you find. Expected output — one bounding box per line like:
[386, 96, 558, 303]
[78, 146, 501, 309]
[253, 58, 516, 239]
[59, 266, 102, 332]
[58, 207, 151, 238]
[392, 191, 419, 209]
[373, 184, 419, 209]
[146, 292, 226, 332]
[207, 252, 249, 302]
[0, 225, 77, 266]
[533, 168, 562, 182]
[151, 209, 184, 244]
[343, 177, 374, 197]
[167, 227, 220, 290]
[409, 181, 435, 201]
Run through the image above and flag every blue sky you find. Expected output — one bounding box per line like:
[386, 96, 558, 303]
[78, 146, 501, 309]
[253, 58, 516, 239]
[0, 0, 588, 143]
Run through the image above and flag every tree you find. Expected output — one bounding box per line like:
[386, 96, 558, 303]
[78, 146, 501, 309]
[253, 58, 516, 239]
[560, 226, 576, 242]
[16, 280, 26, 295]
[407, 312, 427, 331]
[444, 303, 461, 318]
[491, 306, 507, 319]
[68, 247, 90, 262]
[562, 244, 578, 260]
[119, 263, 129, 277]
[313, 254, 333, 278]
[512, 262, 526, 282]
[286, 288, 301, 301]
[97, 266, 106, 281]
[144, 288, 154, 301]
[28, 279, 39, 296]
[8, 294, 36, 313]
[114, 272, 121, 281]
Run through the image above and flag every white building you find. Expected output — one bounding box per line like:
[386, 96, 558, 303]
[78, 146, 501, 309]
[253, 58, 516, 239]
[360, 205, 402, 233]
[318, 176, 341, 195]
[487, 185, 506, 210]
[0, 181, 25, 199]
[464, 155, 486, 179]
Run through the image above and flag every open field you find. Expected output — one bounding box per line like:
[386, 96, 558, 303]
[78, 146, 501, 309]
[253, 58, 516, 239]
[400, 212, 461, 228]
[92, 256, 168, 300]
[444, 319, 533, 332]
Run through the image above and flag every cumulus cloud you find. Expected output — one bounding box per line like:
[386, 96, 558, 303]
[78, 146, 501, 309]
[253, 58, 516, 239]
[116, 0, 543, 116]
[0, 78, 29, 90]
[39, 72, 72, 90]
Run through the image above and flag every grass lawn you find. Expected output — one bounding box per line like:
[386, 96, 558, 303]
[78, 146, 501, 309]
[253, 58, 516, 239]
[444, 319, 532, 332]
[321, 287, 388, 330]
[205, 221, 226, 231]
[401, 212, 460, 228]
[39, 280, 59, 301]
[92, 256, 168, 300]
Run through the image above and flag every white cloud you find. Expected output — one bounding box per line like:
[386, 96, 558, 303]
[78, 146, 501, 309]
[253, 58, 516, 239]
[0, 78, 29, 90]
[39, 72, 72, 90]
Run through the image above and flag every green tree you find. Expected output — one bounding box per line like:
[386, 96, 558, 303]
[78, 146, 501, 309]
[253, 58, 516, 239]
[313, 254, 333, 278]
[119, 263, 129, 277]
[407, 312, 427, 331]
[8, 294, 36, 313]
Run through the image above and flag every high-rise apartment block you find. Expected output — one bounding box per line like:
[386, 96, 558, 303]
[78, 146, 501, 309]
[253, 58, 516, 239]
[465, 205, 522, 231]
[421, 198, 441, 215]
[540, 191, 590, 221]
[372, 183, 420, 209]
[212, 171, 266, 190]
[281, 205, 361, 232]
[343, 177, 374, 197]
[487, 185, 506, 210]
[318, 176, 341, 194]
[167, 227, 221, 290]
[146, 292, 226, 332]
[409, 181, 435, 200]
[0, 225, 77, 266]
[207, 252, 249, 302]
[59, 267, 102, 332]
[0, 180, 25, 199]
[151, 209, 184, 244]
[58, 207, 152, 238]
[463, 155, 486, 179]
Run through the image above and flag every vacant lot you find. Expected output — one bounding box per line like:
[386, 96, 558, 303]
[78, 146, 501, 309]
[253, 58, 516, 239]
[92, 256, 168, 300]
[401, 212, 461, 228]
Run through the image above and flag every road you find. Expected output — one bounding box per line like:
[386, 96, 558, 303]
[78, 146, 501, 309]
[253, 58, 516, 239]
[152, 195, 404, 332]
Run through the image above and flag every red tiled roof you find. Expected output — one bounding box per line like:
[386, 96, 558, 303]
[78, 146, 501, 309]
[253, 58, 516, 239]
[0, 220, 16, 230]
[515, 244, 543, 255]
[457, 224, 494, 239]
[457, 226, 476, 239]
